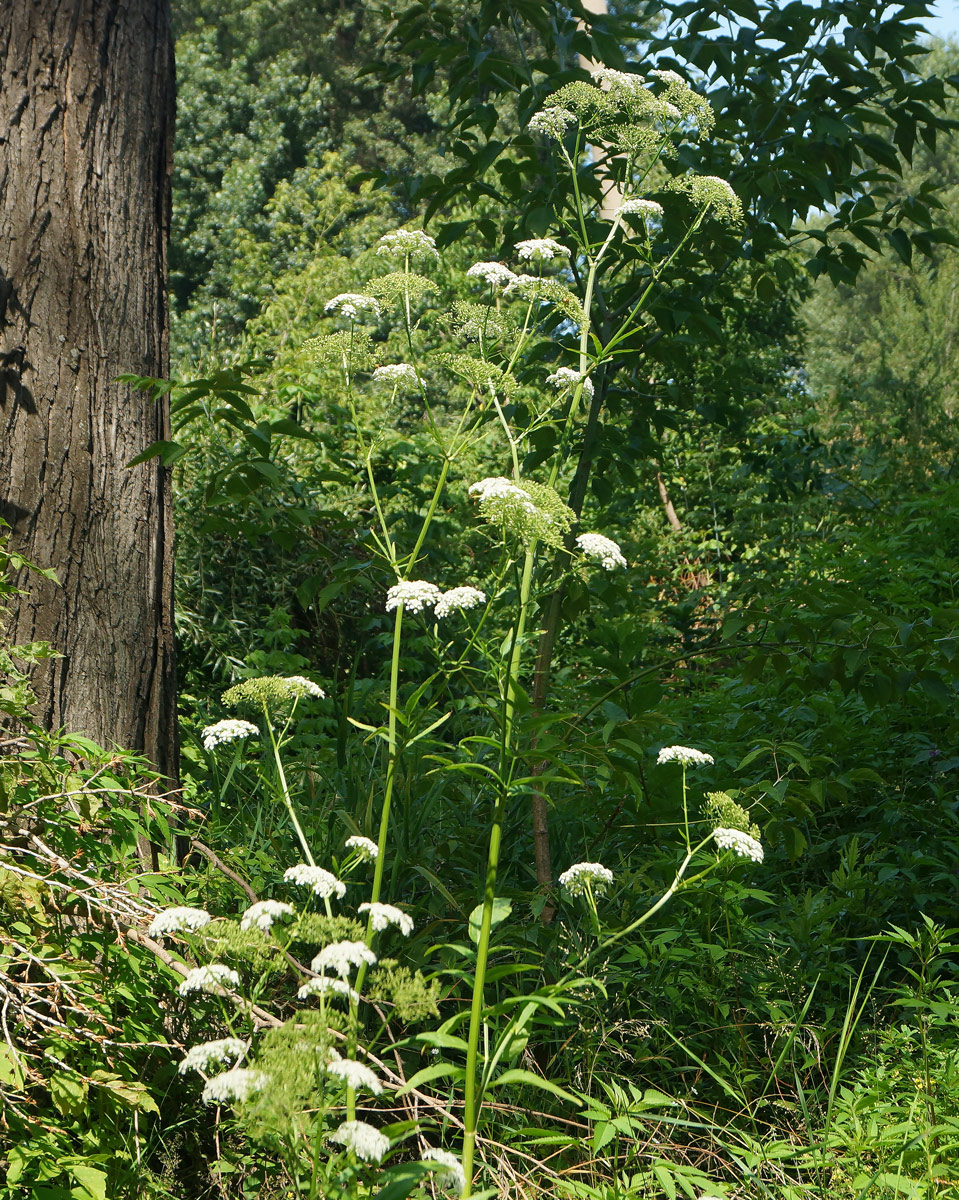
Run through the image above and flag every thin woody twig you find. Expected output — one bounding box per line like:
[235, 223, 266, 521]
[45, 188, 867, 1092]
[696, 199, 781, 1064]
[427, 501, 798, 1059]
[189, 838, 259, 902]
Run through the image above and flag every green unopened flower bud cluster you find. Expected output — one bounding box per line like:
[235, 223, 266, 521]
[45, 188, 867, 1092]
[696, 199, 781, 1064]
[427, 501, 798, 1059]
[704, 791, 760, 841]
[222, 674, 326, 717]
[668, 174, 743, 224]
[535, 66, 714, 143]
[469, 477, 575, 550]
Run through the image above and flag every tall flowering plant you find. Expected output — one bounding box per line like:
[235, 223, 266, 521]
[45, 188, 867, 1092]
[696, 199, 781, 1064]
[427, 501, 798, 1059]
[155, 68, 766, 1199]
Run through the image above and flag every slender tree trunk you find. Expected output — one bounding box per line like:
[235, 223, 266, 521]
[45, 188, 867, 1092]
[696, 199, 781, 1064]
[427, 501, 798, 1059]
[0, 1, 177, 786]
[577, 0, 621, 220]
[656, 470, 683, 531]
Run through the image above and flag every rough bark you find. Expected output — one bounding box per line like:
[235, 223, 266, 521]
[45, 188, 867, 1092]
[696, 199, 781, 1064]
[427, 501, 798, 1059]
[0, 0, 177, 785]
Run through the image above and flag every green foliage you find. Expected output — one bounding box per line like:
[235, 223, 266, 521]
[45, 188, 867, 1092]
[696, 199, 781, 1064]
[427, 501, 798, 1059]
[380, 1, 958, 275]
[12, 3, 959, 1197]
[170, 0, 451, 362]
[0, 545, 175, 1195]
[802, 38, 959, 480]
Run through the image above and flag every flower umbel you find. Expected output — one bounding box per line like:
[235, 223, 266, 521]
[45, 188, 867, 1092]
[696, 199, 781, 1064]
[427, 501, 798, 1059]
[385, 580, 442, 614]
[297, 977, 359, 1003]
[345, 835, 379, 861]
[285, 675, 326, 699]
[466, 262, 518, 288]
[358, 902, 415, 936]
[594, 66, 646, 94]
[657, 745, 715, 767]
[327, 1058, 384, 1095]
[202, 1068, 266, 1105]
[469, 477, 575, 550]
[331, 1119, 391, 1163]
[178, 1038, 248, 1075]
[713, 827, 764, 863]
[434, 586, 487, 619]
[148, 907, 211, 937]
[311, 940, 377, 979]
[618, 197, 664, 219]
[546, 367, 594, 399]
[200, 719, 258, 752]
[372, 363, 419, 389]
[668, 175, 742, 223]
[559, 861, 614, 897]
[528, 106, 577, 140]
[222, 675, 324, 715]
[515, 237, 570, 261]
[283, 864, 347, 899]
[424, 1148, 467, 1195]
[177, 964, 241, 996]
[576, 532, 627, 570]
[240, 900, 295, 933]
[376, 229, 438, 259]
[324, 293, 381, 320]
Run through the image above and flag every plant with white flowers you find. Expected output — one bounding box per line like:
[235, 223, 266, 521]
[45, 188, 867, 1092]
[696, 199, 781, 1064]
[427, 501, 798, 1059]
[172, 61, 762, 1200]
[150, 841, 448, 1200]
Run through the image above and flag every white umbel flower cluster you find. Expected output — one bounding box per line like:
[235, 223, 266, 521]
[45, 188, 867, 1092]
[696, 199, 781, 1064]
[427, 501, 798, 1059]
[178, 1038, 248, 1075]
[240, 900, 295, 932]
[327, 1057, 384, 1095]
[528, 106, 577, 140]
[595, 66, 646, 93]
[546, 367, 594, 399]
[576, 532, 627, 570]
[200, 719, 258, 752]
[283, 864, 347, 899]
[311, 940, 377, 979]
[178, 964, 241, 996]
[657, 745, 715, 767]
[713, 827, 764, 863]
[376, 229, 438, 259]
[466, 262, 518, 288]
[325, 293, 381, 319]
[202, 1068, 266, 1105]
[331, 1119, 391, 1163]
[424, 1148, 467, 1195]
[285, 675, 326, 699]
[147, 906, 211, 938]
[345, 835, 379, 861]
[469, 476, 537, 512]
[619, 197, 664, 219]
[385, 580, 442, 614]
[515, 237, 570, 261]
[297, 976, 359, 1002]
[372, 363, 419, 388]
[359, 902, 414, 936]
[650, 67, 685, 85]
[434, 586, 487, 620]
[558, 861, 615, 897]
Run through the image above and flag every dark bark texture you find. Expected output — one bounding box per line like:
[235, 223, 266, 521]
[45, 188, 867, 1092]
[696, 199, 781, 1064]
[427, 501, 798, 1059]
[0, 0, 177, 782]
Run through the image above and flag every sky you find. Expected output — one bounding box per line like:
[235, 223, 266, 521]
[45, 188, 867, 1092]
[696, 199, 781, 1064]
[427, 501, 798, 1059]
[923, 1, 959, 41]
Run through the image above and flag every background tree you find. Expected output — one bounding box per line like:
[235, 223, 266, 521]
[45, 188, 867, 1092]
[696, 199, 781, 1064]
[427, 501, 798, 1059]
[0, 1, 177, 781]
[802, 39, 959, 481]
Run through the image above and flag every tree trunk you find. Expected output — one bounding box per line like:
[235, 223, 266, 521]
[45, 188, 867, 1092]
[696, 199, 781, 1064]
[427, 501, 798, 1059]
[656, 470, 683, 532]
[0, 0, 177, 786]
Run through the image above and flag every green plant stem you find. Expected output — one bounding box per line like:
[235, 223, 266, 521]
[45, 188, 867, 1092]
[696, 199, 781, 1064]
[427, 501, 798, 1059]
[579, 837, 719, 968]
[352, 600, 405, 1073]
[367, 603, 404, 912]
[681, 763, 691, 850]
[405, 456, 451, 572]
[263, 704, 316, 871]
[462, 549, 536, 1196]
